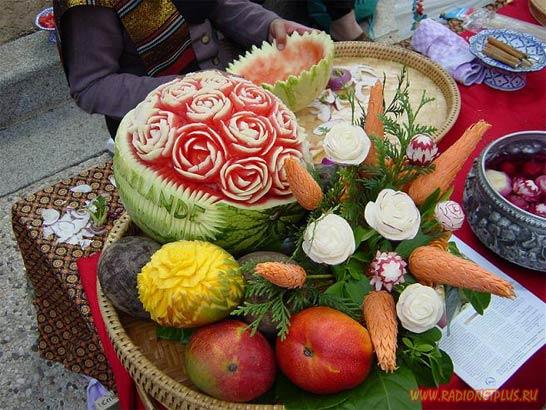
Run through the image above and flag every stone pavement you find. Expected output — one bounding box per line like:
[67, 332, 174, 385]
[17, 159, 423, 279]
[0, 30, 111, 410]
[0, 154, 112, 410]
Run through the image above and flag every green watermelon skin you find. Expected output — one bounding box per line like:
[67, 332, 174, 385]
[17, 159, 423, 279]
[227, 31, 334, 112]
[114, 150, 305, 256]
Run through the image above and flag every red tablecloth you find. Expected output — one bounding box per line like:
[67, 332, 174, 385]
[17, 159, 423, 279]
[425, 2, 546, 409]
[78, 2, 545, 409]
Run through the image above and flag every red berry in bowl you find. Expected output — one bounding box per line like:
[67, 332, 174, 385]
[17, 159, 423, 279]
[499, 160, 517, 176]
[522, 160, 543, 177]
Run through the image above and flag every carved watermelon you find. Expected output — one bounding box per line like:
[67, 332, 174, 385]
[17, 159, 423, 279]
[228, 31, 334, 112]
[114, 70, 308, 255]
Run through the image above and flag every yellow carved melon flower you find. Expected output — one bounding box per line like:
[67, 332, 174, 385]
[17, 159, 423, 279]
[138, 240, 244, 328]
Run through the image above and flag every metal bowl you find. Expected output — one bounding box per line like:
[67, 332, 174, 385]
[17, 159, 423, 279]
[463, 131, 546, 271]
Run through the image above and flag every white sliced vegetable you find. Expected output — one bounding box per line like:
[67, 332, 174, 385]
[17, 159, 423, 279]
[41, 208, 60, 225]
[70, 184, 92, 193]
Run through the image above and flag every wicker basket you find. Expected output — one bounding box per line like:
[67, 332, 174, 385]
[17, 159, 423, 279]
[98, 214, 283, 410]
[98, 42, 461, 410]
[306, 41, 461, 142]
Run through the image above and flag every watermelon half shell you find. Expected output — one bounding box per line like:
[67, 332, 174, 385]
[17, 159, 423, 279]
[114, 71, 308, 256]
[227, 31, 334, 112]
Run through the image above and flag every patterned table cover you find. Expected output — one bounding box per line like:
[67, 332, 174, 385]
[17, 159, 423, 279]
[11, 161, 123, 389]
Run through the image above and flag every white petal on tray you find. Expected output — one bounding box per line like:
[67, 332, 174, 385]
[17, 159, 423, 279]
[65, 234, 81, 245]
[350, 64, 379, 81]
[79, 239, 93, 249]
[355, 82, 371, 104]
[108, 175, 117, 188]
[310, 101, 332, 122]
[43, 226, 54, 239]
[70, 184, 92, 193]
[52, 220, 77, 240]
[41, 208, 60, 225]
[313, 120, 345, 136]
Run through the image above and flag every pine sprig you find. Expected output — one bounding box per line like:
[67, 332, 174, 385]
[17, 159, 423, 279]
[232, 267, 359, 340]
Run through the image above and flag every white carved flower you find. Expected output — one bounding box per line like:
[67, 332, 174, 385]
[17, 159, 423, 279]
[221, 111, 276, 155]
[172, 123, 228, 182]
[396, 283, 444, 333]
[131, 109, 177, 161]
[219, 157, 272, 204]
[434, 201, 465, 231]
[269, 104, 302, 146]
[302, 214, 355, 265]
[365, 189, 421, 241]
[267, 146, 303, 195]
[186, 89, 232, 122]
[323, 122, 371, 165]
[157, 78, 199, 109]
[230, 82, 274, 115]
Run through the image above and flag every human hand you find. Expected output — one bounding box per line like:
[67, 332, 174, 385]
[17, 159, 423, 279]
[268, 18, 314, 50]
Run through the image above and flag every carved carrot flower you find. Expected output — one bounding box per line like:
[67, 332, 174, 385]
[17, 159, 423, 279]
[362, 291, 398, 372]
[255, 262, 306, 289]
[407, 120, 491, 205]
[363, 80, 385, 166]
[409, 245, 515, 298]
[284, 157, 323, 210]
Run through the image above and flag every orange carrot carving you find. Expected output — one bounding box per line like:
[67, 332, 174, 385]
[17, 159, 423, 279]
[407, 120, 491, 205]
[363, 80, 384, 166]
[363, 291, 398, 372]
[409, 246, 515, 298]
[429, 232, 452, 251]
[284, 157, 323, 210]
[255, 262, 306, 289]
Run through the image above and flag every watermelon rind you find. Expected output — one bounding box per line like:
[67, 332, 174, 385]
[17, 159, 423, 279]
[114, 115, 306, 256]
[227, 31, 334, 112]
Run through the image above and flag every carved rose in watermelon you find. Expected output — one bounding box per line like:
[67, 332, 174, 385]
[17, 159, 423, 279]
[227, 31, 334, 112]
[114, 70, 308, 255]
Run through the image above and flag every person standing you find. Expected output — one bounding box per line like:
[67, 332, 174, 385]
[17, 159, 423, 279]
[53, 0, 311, 136]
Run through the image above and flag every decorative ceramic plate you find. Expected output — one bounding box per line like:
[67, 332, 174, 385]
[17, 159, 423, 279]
[469, 29, 546, 73]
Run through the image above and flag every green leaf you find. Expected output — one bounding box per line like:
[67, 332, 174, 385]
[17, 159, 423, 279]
[332, 264, 347, 282]
[415, 344, 434, 353]
[156, 326, 193, 344]
[276, 374, 353, 410]
[418, 189, 441, 215]
[343, 279, 371, 307]
[395, 230, 432, 259]
[278, 365, 421, 410]
[346, 258, 364, 280]
[461, 289, 491, 315]
[342, 365, 422, 410]
[430, 350, 454, 386]
[353, 226, 376, 247]
[402, 356, 436, 387]
[351, 249, 372, 263]
[412, 327, 442, 344]
[325, 281, 345, 297]
[444, 286, 463, 334]
[402, 337, 414, 348]
[447, 241, 463, 257]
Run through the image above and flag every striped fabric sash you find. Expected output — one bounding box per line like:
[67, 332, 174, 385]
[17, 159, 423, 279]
[53, 0, 196, 76]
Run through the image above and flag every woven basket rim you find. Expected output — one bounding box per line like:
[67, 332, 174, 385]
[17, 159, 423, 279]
[332, 41, 461, 141]
[98, 41, 461, 410]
